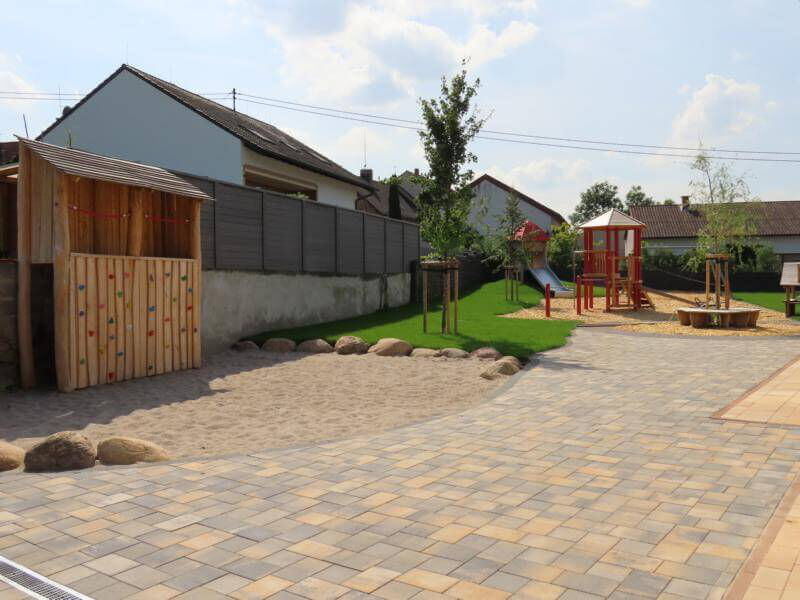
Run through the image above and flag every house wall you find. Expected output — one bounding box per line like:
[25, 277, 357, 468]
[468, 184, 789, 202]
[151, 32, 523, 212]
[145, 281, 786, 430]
[202, 270, 410, 354]
[41, 69, 243, 183]
[241, 147, 360, 209]
[642, 236, 800, 259]
[471, 180, 558, 233]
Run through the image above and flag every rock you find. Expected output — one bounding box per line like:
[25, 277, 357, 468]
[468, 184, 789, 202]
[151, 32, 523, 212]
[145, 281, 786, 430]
[410, 348, 441, 358]
[480, 356, 522, 380]
[232, 340, 259, 352]
[297, 339, 334, 353]
[368, 338, 413, 357]
[262, 338, 296, 353]
[469, 347, 503, 361]
[335, 336, 370, 355]
[440, 348, 469, 359]
[97, 437, 170, 465]
[24, 432, 96, 472]
[0, 441, 24, 471]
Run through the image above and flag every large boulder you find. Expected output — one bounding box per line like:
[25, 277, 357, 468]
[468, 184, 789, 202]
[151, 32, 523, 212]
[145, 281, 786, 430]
[97, 437, 170, 465]
[480, 356, 522, 380]
[262, 338, 296, 353]
[411, 348, 441, 358]
[335, 336, 370, 355]
[297, 339, 334, 353]
[440, 348, 469, 359]
[0, 441, 25, 471]
[24, 432, 96, 472]
[368, 338, 413, 357]
[232, 340, 259, 352]
[469, 347, 503, 361]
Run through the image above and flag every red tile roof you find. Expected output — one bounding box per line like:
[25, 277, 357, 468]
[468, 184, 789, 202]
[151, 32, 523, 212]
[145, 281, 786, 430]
[630, 202, 800, 239]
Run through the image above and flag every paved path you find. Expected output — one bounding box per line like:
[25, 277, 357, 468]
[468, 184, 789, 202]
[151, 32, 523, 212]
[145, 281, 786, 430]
[1, 330, 800, 600]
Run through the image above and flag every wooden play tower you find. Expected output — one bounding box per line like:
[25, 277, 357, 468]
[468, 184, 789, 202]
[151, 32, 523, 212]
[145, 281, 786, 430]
[574, 208, 651, 314]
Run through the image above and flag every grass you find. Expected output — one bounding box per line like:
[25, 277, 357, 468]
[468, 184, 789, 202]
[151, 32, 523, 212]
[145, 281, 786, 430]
[734, 291, 799, 320]
[251, 279, 578, 358]
[561, 280, 606, 297]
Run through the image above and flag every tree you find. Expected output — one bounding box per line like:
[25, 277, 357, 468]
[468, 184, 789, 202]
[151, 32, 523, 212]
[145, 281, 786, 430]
[386, 176, 402, 220]
[570, 181, 622, 224]
[547, 222, 580, 274]
[685, 152, 758, 269]
[625, 185, 654, 211]
[663, 198, 676, 205]
[416, 62, 488, 259]
[483, 193, 529, 268]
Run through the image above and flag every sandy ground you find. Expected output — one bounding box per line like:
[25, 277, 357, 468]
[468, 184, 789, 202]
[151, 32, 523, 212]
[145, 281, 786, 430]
[0, 350, 504, 461]
[507, 290, 800, 336]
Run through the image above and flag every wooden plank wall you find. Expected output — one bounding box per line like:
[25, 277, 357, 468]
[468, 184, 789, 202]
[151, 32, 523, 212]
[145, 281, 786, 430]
[64, 178, 195, 260]
[68, 253, 199, 389]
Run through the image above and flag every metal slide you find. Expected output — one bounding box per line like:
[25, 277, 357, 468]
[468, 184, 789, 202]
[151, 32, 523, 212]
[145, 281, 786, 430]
[528, 265, 573, 298]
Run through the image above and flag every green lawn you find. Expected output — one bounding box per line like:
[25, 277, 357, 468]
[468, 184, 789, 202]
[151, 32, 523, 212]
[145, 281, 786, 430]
[251, 279, 578, 358]
[562, 280, 606, 297]
[734, 291, 798, 320]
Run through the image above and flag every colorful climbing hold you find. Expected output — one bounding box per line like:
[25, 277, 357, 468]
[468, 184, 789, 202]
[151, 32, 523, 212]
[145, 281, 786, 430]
[78, 284, 85, 291]
[109, 334, 115, 340]
[108, 273, 115, 280]
[148, 365, 153, 371]
[148, 330, 154, 337]
[125, 302, 131, 309]
[98, 348, 104, 355]
[165, 272, 171, 277]
[187, 306, 193, 311]
[187, 287, 193, 293]
[149, 274, 154, 282]
[79, 310, 85, 317]
[108, 317, 114, 324]
[180, 275, 187, 281]
[79, 358, 86, 365]
[108, 372, 115, 380]
[99, 303, 106, 309]
[148, 306, 156, 312]
[126, 324, 133, 330]
[173, 297, 177, 302]
[117, 351, 124, 357]
[88, 331, 95, 337]
[117, 290, 123, 298]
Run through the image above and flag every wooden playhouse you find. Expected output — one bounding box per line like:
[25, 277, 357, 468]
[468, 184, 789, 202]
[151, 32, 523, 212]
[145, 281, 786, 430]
[14, 138, 211, 392]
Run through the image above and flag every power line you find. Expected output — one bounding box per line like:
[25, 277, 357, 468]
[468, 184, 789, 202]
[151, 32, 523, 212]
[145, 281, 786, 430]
[238, 91, 800, 157]
[235, 97, 800, 164]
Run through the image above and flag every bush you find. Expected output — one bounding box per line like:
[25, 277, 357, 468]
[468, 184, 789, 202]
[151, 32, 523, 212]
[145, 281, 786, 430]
[753, 245, 781, 273]
[547, 223, 580, 273]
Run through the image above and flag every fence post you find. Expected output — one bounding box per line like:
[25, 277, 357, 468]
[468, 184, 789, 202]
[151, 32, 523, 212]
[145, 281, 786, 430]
[545, 283, 551, 317]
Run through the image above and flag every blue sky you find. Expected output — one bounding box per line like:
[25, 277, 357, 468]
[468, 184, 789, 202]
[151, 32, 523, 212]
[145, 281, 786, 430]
[1, 0, 797, 217]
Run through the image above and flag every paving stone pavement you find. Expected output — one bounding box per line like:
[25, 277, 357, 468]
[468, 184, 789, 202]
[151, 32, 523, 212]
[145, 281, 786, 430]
[1, 329, 800, 599]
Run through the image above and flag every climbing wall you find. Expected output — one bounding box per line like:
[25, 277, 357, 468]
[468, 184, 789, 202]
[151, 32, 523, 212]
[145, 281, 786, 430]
[68, 253, 200, 389]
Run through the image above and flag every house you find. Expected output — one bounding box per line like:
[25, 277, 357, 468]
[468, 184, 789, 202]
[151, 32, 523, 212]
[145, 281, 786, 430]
[629, 197, 800, 263]
[355, 168, 418, 222]
[38, 64, 373, 209]
[470, 173, 566, 233]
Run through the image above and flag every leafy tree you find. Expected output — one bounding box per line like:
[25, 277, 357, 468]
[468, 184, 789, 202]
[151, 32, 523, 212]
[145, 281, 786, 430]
[624, 185, 654, 211]
[387, 177, 402, 220]
[416, 62, 488, 260]
[662, 198, 676, 205]
[547, 222, 580, 274]
[753, 245, 781, 273]
[483, 193, 530, 269]
[570, 181, 622, 224]
[684, 152, 758, 270]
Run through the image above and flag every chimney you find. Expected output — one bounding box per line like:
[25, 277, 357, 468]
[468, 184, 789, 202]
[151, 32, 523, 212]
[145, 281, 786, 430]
[680, 195, 690, 210]
[360, 168, 373, 181]
[414, 168, 419, 176]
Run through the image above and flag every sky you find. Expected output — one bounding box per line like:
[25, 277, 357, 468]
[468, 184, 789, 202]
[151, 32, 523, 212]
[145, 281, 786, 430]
[1, 0, 798, 218]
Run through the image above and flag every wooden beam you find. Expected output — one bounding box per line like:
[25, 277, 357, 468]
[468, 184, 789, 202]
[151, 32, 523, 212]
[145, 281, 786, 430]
[53, 173, 73, 391]
[127, 188, 144, 256]
[190, 199, 202, 368]
[16, 146, 35, 388]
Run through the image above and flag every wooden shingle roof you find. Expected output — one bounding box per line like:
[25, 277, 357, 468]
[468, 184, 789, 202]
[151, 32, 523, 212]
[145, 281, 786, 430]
[20, 138, 212, 200]
[630, 202, 800, 239]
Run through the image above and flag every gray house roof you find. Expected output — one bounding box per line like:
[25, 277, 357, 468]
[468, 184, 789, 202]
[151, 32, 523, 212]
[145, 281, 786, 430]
[38, 64, 373, 192]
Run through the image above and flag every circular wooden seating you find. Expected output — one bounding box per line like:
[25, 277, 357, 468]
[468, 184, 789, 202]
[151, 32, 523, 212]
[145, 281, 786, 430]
[675, 307, 760, 329]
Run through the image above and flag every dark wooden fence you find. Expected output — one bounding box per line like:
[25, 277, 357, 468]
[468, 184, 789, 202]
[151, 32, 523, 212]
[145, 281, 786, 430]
[182, 175, 420, 275]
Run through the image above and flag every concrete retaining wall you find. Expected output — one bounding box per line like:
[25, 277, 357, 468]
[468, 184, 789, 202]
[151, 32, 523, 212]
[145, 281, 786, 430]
[202, 270, 411, 354]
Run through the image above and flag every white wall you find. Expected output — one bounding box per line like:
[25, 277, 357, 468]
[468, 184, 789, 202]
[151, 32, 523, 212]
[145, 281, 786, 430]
[41, 69, 243, 183]
[202, 270, 410, 354]
[643, 236, 800, 258]
[471, 180, 558, 233]
[242, 147, 361, 210]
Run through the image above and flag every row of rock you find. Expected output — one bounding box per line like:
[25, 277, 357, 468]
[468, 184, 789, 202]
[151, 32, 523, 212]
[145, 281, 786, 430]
[0, 432, 170, 473]
[235, 336, 522, 380]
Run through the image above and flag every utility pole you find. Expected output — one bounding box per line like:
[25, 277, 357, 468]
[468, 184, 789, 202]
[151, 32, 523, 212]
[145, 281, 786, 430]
[232, 88, 236, 112]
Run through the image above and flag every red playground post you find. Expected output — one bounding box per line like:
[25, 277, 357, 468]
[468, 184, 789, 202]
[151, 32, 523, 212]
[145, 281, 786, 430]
[545, 283, 551, 317]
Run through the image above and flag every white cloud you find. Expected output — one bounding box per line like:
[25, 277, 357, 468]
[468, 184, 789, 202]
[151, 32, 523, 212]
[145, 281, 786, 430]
[666, 74, 773, 148]
[253, 1, 538, 104]
[618, 0, 650, 6]
[0, 54, 38, 111]
[487, 158, 590, 190]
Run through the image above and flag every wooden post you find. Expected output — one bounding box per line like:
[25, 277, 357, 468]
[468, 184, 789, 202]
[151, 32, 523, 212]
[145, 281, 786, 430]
[128, 188, 144, 257]
[422, 268, 428, 333]
[504, 266, 509, 300]
[190, 199, 202, 368]
[53, 173, 73, 391]
[724, 260, 730, 309]
[16, 145, 35, 389]
[576, 276, 582, 316]
[714, 260, 721, 309]
[443, 266, 450, 334]
[545, 283, 551, 317]
[705, 259, 711, 307]
[453, 267, 459, 335]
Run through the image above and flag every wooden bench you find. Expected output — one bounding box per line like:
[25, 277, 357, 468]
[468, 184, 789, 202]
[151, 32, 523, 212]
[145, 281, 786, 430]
[676, 307, 760, 329]
[781, 262, 799, 318]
